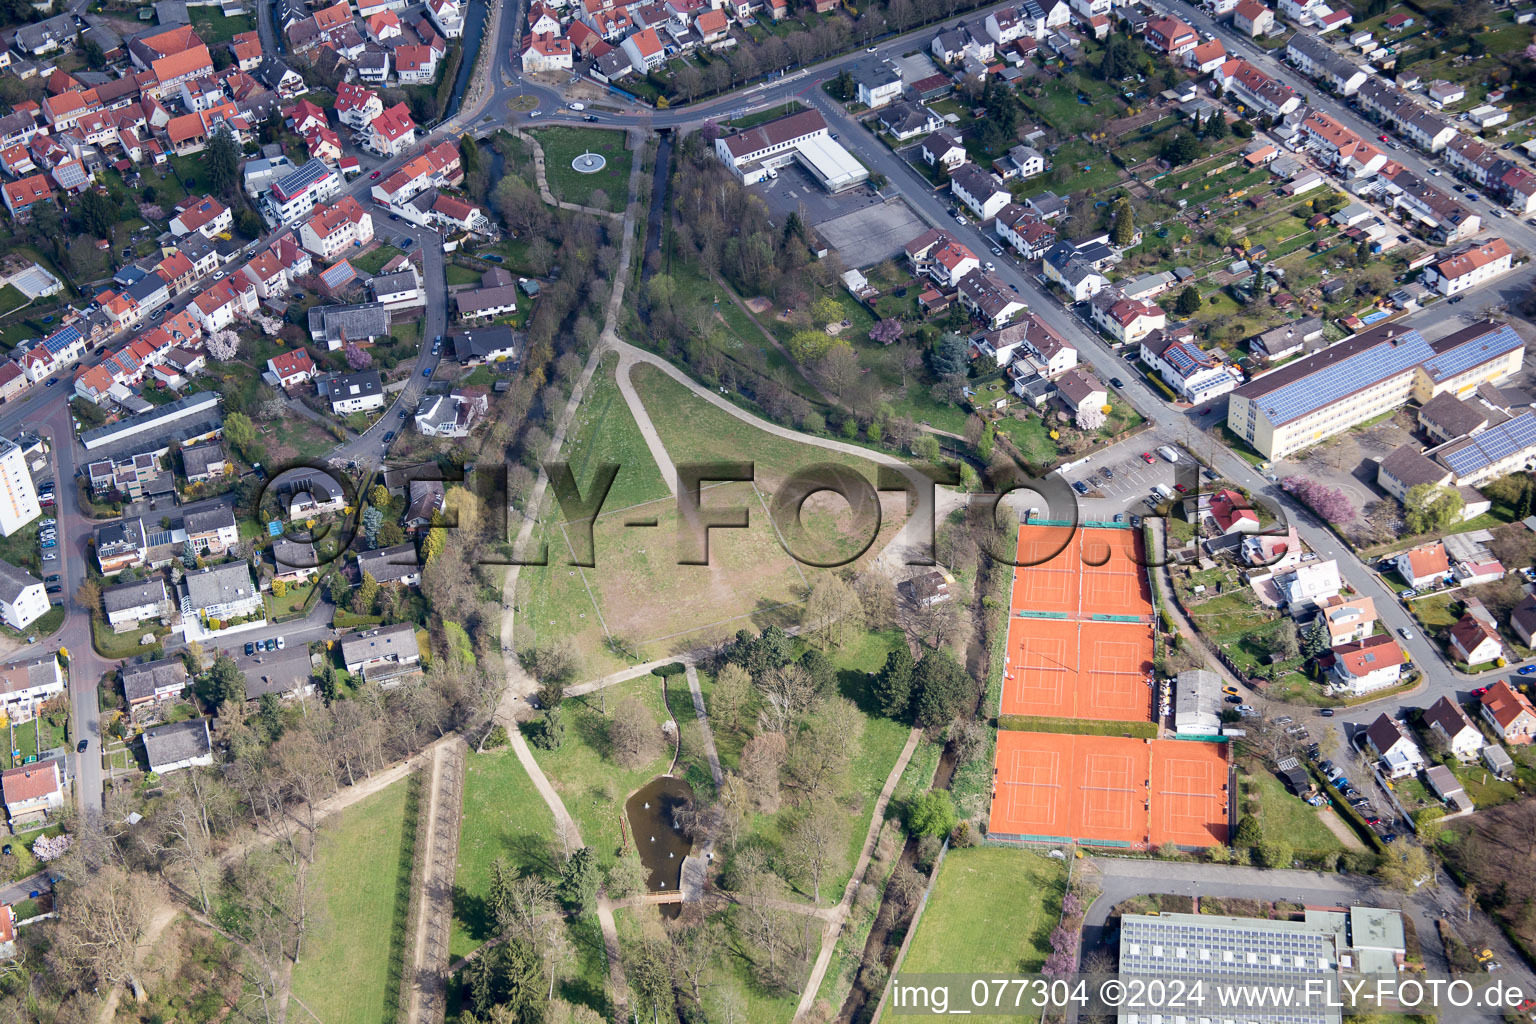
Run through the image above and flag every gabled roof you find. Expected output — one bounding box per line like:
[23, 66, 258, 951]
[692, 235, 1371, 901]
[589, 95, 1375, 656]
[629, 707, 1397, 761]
[1397, 542, 1449, 578]
[1364, 712, 1409, 755]
[1333, 634, 1404, 677]
[1481, 680, 1536, 729]
[1422, 694, 1475, 739]
[1450, 613, 1502, 657]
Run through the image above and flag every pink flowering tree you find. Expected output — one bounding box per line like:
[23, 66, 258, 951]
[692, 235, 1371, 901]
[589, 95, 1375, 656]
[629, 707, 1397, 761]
[1281, 475, 1357, 524]
[344, 341, 373, 370]
[869, 318, 904, 346]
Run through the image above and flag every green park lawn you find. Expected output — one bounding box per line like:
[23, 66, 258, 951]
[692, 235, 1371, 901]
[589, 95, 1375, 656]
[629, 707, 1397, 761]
[528, 127, 630, 213]
[449, 745, 559, 958]
[526, 674, 676, 874]
[1242, 766, 1346, 857]
[902, 846, 1066, 978]
[290, 778, 414, 1024]
[191, 10, 255, 42]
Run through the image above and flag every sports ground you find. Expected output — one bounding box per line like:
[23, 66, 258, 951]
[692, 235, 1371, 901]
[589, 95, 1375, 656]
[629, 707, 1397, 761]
[988, 732, 1230, 847]
[989, 524, 1230, 849]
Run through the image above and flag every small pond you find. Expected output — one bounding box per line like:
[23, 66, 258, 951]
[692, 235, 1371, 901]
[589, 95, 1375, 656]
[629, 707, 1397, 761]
[625, 775, 695, 903]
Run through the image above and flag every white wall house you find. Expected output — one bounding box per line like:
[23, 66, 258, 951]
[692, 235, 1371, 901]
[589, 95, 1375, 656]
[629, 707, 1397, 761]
[0, 560, 48, 631]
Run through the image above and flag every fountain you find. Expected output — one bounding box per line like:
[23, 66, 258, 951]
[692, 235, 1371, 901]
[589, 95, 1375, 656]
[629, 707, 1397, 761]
[571, 149, 607, 174]
[624, 776, 695, 916]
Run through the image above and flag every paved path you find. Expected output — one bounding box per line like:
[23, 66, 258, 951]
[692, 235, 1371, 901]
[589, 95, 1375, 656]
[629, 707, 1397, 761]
[794, 726, 922, 1022]
[683, 664, 724, 789]
[508, 126, 626, 220]
[407, 738, 467, 1024]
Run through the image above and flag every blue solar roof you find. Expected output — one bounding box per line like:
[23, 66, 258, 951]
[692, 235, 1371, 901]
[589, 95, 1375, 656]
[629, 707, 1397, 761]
[1439, 411, 1536, 478]
[1164, 341, 1213, 377]
[41, 324, 81, 354]
[1422, 323, 1523, 383]
[1257, 332, 1434, 426]
[271, 157, 333, 201]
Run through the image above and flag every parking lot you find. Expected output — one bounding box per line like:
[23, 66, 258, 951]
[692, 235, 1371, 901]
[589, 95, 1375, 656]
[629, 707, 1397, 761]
[1054, 434, 1208, 520]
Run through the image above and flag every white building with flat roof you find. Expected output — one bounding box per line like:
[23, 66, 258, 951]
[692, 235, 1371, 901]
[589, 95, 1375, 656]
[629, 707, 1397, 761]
[0, 436, 40, 536]
[714, 108, 869, 192]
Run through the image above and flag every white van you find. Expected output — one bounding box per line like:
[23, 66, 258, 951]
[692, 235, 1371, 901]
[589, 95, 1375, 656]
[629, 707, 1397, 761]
[1156, 445, 1179, 463]
[1153, 484, 1173, 499]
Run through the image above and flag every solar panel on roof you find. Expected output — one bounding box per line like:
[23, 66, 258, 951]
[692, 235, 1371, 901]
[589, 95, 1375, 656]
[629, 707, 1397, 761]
[1441, 412, 1536, 478]
[1260, 333, 1433, 425]
[42, 325, 81, 354]
[1422, 323, 1522, 382]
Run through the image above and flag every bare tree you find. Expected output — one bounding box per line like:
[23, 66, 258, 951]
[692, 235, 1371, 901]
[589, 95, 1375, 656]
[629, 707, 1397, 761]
[785, 799, 848, 904]
[711, 663, 752, 734]
[740, 732, 787, 812]
[758, 664, 818, 734]
[802, 574, 864, 650]
[50, 864, 162, 1003]
[786, 697, 862, 803]
[608, 696, 661, 769]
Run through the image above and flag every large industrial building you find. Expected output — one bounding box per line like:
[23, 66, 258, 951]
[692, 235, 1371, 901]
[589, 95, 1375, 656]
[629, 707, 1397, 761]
[1226, 321, 1523, 460]
[713, 108, 869, 192]
[1118, 906, 1406, 1024]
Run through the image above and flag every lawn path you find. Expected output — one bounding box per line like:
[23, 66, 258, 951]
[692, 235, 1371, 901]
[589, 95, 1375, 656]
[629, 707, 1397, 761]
[611, 338, 943, 573]
[407, 738, 467, 1024]
[684, 664, 724, 788]
[794, 726, 921, 1022]
[507, 127, 626, 220]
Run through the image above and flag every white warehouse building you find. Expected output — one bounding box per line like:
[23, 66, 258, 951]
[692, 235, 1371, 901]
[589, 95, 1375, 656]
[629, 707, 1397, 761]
[714, 109, 868, 193]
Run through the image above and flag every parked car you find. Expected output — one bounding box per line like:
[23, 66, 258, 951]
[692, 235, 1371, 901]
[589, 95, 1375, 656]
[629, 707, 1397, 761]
[1319, 708, 1335, 717]
[1472, 686, 1490, 697]
[77, 739, 88, 753]
[1141, 451, 1155, 463]
[1072, 480, 1089, 494]
[384, 431, 395, 442]
[1110, 377, 1124, 388]
[44, 574, 59, 583]
[1222, 684, 1240, 696]
[265, 638, 276, 651]
[422, 367, 432, 378]
[1224, 694, 1243, 704]
[1518, 665, 1536, 675]
[276, 636, 285, 649]
[1236, 704, 1255, 714]
[1102, 466, 1113, 479]
[1399, 588, 1416, 599]
[246, 642, 255, 655]
[1398, 627, 1414, 640]
[1112, 513, 1124, 523]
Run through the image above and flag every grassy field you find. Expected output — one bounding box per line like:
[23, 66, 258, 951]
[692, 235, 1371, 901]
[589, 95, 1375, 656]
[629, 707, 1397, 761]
[352, 245, 408, 276]
[528, 127, 630, 213]
[527, 674, 676, 872]
[290, 777, 414, 1024]
[191, 10, 255, 42]
[902, 846, 1066, 984]
[1242, 766, 1347, 856]
[450, 746, 560, 958]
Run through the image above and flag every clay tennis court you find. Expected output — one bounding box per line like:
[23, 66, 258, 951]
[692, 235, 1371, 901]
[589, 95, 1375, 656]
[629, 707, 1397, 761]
[989, 732, 1149, 845]
[1000, 618, 1154, 721]
[1150, 740, 1231, 847]
[989, 733, 1229, 848]
[1010, 525, 1080, 615]
[1079, 528, 1155, 618]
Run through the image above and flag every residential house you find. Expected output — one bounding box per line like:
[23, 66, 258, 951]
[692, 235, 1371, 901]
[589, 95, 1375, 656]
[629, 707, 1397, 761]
[1364, 713, 1427, 778]
[956, 271, 1026, 328]
[1, 761, 63, 826]
[1138, 331, 1240, 402]
[103, 577, 171, 629]
[94, 517, 148, 575]
[414, 388, 488, 437]
[951, 164, 1011, 221]
[184, 506, 238, 555]
[181, 561, 262, 623]
[169, 195, 231, 238]
[1094, 295, 1166, 345]
[1145, 15, 1197, 55]
[121, 657, 188, 712]
[355, 542, 421, 587]
[300, 196, 373, 259]
[620, 26, 665, 72]
[1330, 634, 1405, 695]
[1422, 695, 1483, 760]
[1055, 367, 1106, 413]
[1394, 542, 1450, 589]
[0, 560, 46, 632]
[1314, 594, 1375, 646]
[853, 58, 903, 108]
[1511, 593, 1536, 647]
[521, 31, 573, 71]
[367, 102, 416, 157]
[324, 369, 385, 414]
[1450, 611, 1503, 666]
[451, 326, 519, 365]
[1422, 238, 1514, 297]
[905, 228, 980, 287]
[142, 717, 214, 774]
[1480, 680, 1536, 744]
[341, 622, 421, 683]
[1273, 558, 1341, 610]
[271, 537, 319, 583]
[877, 101, 943, 141]
[920, 128, 966, 170]
[308, 302, 390, 350]
[1232, 0, 1273, 36]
